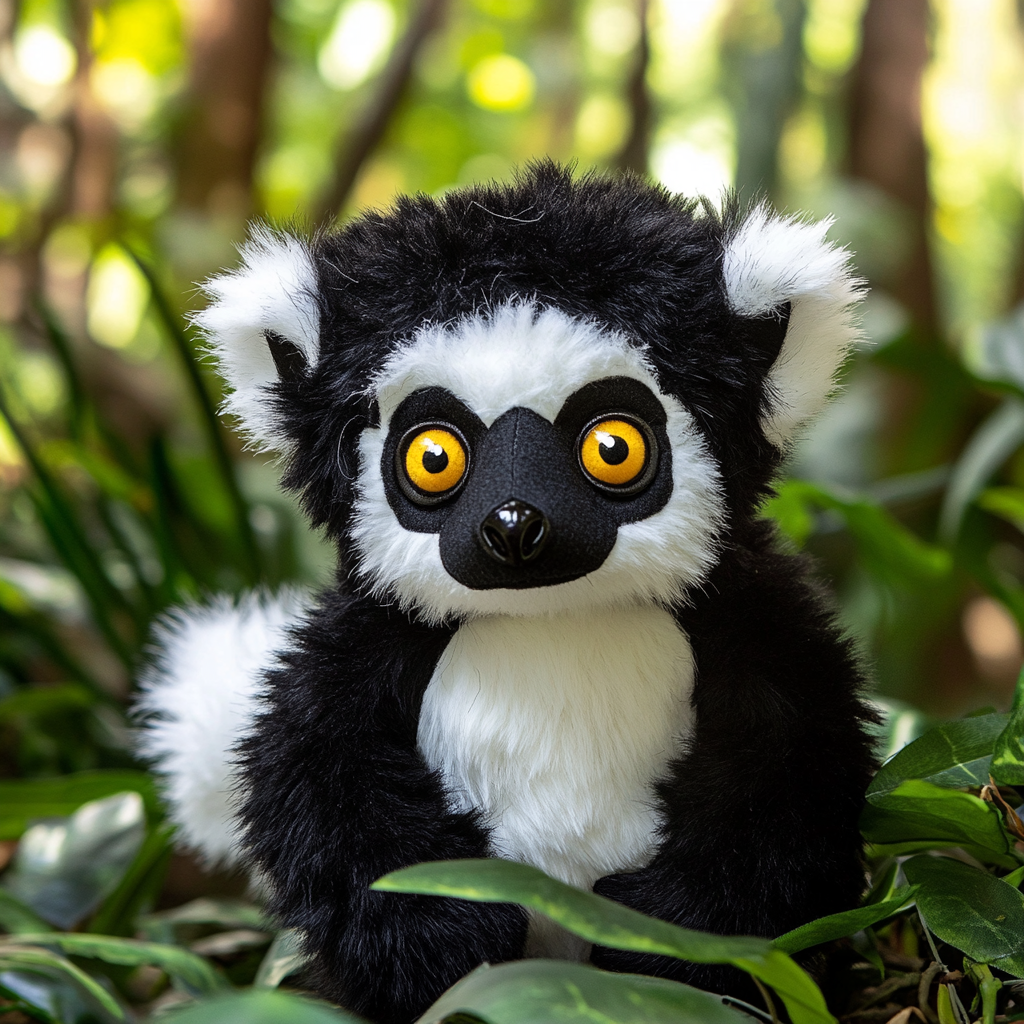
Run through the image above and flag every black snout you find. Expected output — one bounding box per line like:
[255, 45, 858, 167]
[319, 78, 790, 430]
[479, 500, 550, 566]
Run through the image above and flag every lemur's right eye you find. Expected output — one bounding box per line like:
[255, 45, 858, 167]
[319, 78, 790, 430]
[397, 424, 469, 504]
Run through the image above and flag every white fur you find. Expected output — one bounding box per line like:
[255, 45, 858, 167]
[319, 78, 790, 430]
[136, 590, 307, 865]
[418, 605, 695, 957]
[194, 227, 320, 452]
[723, 205, 864, 447]
[351, 302, 726, 622]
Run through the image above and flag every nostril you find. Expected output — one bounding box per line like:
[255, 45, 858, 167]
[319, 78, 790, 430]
[478, 499, 551, 567]
[482, 524, 514, 565]
[520, 519, 547, 562]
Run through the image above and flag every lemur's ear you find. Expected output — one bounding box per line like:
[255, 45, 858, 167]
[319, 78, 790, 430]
[194, 227, 320, 452]
[723, 205, 864, 448]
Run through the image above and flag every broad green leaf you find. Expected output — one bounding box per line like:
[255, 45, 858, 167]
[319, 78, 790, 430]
[163, 988, 365, 1023]
[254, 928, 305, 989]
[903, 856, 1024, 978]
[1004, 865, 1024, 889]
[765, 480, 951, 583]
[860, 779, 1012, 858]
[0, 770, 161, 840]
[867, 714, 1008, 799]
[772, 886, 919, 955]
[992, 676, 1024, 785]
[3, 793, 146, 928]
[0, 889, 54, 935]
[374, 859, 834, 1024]
[12, 933, 227, 996]
[418, 958, 751, 1024]
[0, 944, 125, 1019]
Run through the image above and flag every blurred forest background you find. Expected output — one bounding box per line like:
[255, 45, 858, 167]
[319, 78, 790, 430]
[0, 0, 1024, 787]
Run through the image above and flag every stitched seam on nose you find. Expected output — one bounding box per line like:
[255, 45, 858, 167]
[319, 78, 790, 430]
[510, 408, 520, 495]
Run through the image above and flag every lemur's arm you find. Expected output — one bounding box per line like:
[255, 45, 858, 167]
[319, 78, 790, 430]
[237, 590, 526, 1024]
[591, 521, 876, 994]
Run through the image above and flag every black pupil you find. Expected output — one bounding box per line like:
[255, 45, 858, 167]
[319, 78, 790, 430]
[422, 446, 449, 474]
[599, 434, 629, 466]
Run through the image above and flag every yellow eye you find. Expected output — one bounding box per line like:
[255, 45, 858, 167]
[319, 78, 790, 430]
[580, 418, 650, 489]
[402, 427, 467, 496]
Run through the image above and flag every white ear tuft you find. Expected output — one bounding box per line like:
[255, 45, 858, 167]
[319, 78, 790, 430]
[194, 227, 320, 452]
[135, 590, 308, 867]
[723, 205, 865, 447]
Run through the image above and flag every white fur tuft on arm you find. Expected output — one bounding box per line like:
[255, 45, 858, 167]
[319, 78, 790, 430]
[135, 590, 307, 867]
[723, 205, 865, 447]
[193, 227, 320, 452]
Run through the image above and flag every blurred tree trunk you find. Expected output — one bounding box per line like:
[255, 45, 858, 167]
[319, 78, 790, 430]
[722, 0, 807, 201]
[315, 0, 448, 224]
[614, 0, 651, 176]
[175, 0, 274, 216]
[847, 0, 936, 332]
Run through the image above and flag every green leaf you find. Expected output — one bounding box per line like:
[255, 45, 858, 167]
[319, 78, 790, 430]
[418, 959, 752, 1024]
[11, 933, 227, 997]
[903, 856, 1024, 978]
[254, 929, 305, 989]
[764, 480, 950, 584]
[977, 487, 1024, 533]
[0, 889, 54, 936]
[1004, 865, 1024, 889]
[939, 398, 1024, 541]
[374, 859, 834, 1024]
[992, 679, 1024, 786]
[140, 898, 270, 944]
[162, 989, 365, 1023]
[772, 886, 919, 955]
[0, 944, 125, 1019]
[3, 793, 146, 929]
[866, 714, 1008, 799]
[0, 770, 161, 841]
[860, 779, 1012, 859]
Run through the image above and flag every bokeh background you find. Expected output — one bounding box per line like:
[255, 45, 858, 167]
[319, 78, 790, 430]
[1, 0, 1023, 791]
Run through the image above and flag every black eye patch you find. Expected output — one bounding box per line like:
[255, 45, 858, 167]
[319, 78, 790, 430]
[381, 388, 486, 531]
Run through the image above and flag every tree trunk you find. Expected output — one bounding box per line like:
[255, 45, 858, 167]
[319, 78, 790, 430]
[722, 0, 807, 202]
[175, 0, 274, 216]
[847, 0, 936, 332]
[614, 0, 651, 177]
[315, 0, 448, 225]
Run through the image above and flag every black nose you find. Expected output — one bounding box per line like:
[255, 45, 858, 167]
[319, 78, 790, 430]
[479, 500, 550, 566]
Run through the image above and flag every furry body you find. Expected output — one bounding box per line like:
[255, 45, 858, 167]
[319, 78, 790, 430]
[142, 166, 877, 1023]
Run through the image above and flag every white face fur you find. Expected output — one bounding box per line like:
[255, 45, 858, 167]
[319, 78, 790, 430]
[349, 301, 727, 623]
[198, 204, 862, 626]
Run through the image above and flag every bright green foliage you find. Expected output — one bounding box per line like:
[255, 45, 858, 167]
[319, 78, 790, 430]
[162, 990, 365, 1023]
[375, 858, 835, 1024]
[418, 959, 751, 1024]
[903, 857, 1024, 978]
[866, 713, 1008, 796]
[772, 886, 919, 955]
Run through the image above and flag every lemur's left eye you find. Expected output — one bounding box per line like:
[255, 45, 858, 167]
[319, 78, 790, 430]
[397, 425, 468, 504]
[578, 416, 657, 495]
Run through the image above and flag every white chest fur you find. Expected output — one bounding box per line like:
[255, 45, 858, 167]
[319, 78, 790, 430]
[417, 604, 695, 953]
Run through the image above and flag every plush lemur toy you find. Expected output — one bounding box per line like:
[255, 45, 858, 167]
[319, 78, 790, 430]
[139, 163, 876, 1023]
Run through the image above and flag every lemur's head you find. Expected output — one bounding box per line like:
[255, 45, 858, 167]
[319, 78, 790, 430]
[199, 164, 860, 623]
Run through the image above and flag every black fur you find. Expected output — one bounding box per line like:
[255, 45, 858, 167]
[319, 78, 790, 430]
[237, 163, 876, 1022]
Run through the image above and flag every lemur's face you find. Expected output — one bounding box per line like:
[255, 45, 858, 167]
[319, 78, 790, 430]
[198, 166, 861, 624]
[350, 303, 724, 621]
